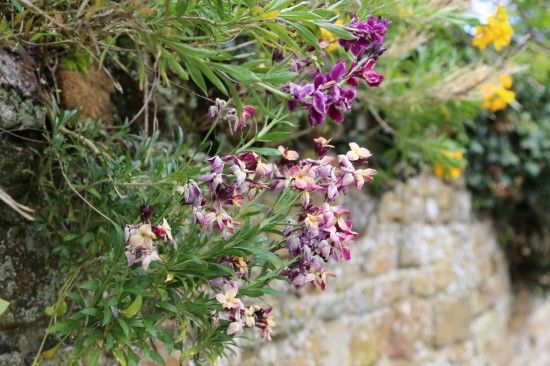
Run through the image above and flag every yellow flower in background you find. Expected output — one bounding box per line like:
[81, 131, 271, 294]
[500, 73, 512, 89]
[320, 19, 343, 53]
[481, 74, 515, 112]
[434, 151, 465, 180]
[472, 4, 513, 51]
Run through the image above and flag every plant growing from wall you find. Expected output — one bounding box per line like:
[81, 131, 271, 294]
[2, 1, 390, 364]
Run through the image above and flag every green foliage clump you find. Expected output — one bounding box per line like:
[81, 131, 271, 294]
[466, 0, 550, 289]
[466, 74, 550, 289]
[36, 109, 296, 364]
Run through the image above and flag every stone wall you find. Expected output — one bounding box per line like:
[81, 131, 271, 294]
[0, 47, 60, 365]
[229, 174, 514, 366]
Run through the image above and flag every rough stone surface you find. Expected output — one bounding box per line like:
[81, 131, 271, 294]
[0, 48, 60, 365]
[226, 174, 550, 366]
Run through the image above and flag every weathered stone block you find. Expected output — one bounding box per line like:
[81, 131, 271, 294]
[386, 299, 433, 359]
[433, 296, 473, 347]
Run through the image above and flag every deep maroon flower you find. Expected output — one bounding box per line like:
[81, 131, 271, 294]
[139, 203, 154, 222]
[237, 151, 259, 171]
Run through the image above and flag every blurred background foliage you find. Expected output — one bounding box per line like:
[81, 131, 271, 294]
[465, 0, 550, 289]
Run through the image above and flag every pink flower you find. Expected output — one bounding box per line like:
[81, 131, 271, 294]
[289, 165, 320, 191]
[180, 180, 202, 207]
[278, 145, 299, 161]
[234, 105, 257, 131]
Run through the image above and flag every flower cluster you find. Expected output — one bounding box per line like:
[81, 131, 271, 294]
[214, 283, 276, 340]
[339, 16, 389, 57]
[276, 140, 376, 288]
[176, 139, 375, 340]
[481, 74, 515, 112]
[286, 17, 388, 126]
[124, 218, 173, 271]
[181, 139, 375, 289]
[208, 98, 256, 132]
[183, 151, 272, 239]
[472, 4, 513, 51]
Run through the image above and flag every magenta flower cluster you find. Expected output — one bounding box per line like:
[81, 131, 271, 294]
[340, 16, 389, 57]
[181, 138, 376, 290]
[286, 16, 389, 126]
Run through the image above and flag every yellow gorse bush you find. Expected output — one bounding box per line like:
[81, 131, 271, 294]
[433, 151, 466, 180]
[481, 74, 516, 112]
[472, 4, 513, 51]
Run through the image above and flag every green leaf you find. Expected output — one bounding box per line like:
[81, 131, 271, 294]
[0, 298, 9, 316]
[197, 62, 228, 95]
[157, 301, 178, 314]
[315, 21, 354, 40]
[256, 131, 290, 142]
[80, 279, 100, 291]
[88, 348, 101, 366]
[264, 0, 292, 11]
[266, 22, 299, 50]
[47, 320, 76, 335]
[165, 54, 189, 81]
[116, 317, 131, 337]
[80, 307, 100, 317]
[102, 305, 113, 326]
[249, 147, 281, 156]
[120, 295, 142, 318]
[183, 58, 208, 94]
[112, 348, 127, 366]
[214, 63, 261, 83]
[290, 22, 318, 46]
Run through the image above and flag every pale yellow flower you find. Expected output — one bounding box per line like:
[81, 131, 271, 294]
[128, 224, 155, 250]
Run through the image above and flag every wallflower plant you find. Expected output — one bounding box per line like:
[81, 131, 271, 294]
[23, 1, 386, 365]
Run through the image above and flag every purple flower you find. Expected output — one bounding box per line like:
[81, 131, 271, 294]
[180, 180, 203, 207]
[287, 60, 357, 126]
[360, 58, 384, 87]
[340, 16, 389, 57]
[326, 85, 356, 123]
[200, 156, 225, 192]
